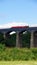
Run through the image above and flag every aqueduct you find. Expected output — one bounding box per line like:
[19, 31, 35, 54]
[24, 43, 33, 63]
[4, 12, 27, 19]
[0, 26, 37, 48]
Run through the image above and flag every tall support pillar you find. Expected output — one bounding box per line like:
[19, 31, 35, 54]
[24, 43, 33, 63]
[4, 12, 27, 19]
[3, 32, 6, 40]
[16, 31, 22, 48]
[30, 31, 34, 48]
[3, 32, 9, 40]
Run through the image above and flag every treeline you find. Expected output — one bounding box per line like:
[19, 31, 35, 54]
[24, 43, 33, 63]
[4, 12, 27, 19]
[0, 31, 31, 48]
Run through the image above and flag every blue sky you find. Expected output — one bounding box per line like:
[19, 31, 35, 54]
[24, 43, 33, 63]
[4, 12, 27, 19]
[0, 0, 37, 25]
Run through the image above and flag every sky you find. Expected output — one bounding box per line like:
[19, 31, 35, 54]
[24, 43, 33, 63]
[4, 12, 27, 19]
[0, 0, 37, 25]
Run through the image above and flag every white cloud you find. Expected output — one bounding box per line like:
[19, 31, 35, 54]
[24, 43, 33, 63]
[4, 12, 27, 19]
[0, 22, 37, 29]
[29, 24, 37, 27]
[0, 22, 28, 29]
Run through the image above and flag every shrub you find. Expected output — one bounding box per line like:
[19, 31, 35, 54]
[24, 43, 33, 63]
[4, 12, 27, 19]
[0, 46, 37, 60]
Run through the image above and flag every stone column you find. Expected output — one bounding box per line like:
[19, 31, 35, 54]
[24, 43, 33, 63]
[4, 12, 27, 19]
[30, 31, 34, 48]
[3, 32, 6, 40]
[16, 31, 22, 48]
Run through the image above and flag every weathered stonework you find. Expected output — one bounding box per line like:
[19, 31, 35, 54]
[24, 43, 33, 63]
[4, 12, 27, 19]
[30, 31, 34, 48]
[16, 31, 22, 48]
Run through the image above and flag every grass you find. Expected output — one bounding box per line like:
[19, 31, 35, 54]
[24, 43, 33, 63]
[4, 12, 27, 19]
[0, 61, 37, 65]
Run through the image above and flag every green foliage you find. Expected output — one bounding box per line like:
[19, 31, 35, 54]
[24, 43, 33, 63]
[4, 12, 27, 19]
[22, 31, 31, 48]
[0, 32, 30, 47]
[0, 44, 37, 61]
[0, 33, 4, 43]
[0, 33, 16, 47]
[5, 31, 31, 48]
[0, 32, 37, 61]
[5, 34, 16, 47]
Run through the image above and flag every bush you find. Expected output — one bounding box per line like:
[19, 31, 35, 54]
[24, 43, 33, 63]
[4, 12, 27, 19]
[5, 34, 16, 47]
[0, 46, 37, 60]
[0, 44, 5, 50]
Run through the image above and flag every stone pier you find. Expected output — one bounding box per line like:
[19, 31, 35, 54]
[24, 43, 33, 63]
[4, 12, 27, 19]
[16, 31, 22, 48]
[30, 31, 34, 48]
[3, 32, 6, 40]
[3, 32, 10, 40]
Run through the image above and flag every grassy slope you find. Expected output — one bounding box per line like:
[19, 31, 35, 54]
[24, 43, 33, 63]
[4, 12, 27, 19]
[0, 61, 37, 65]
